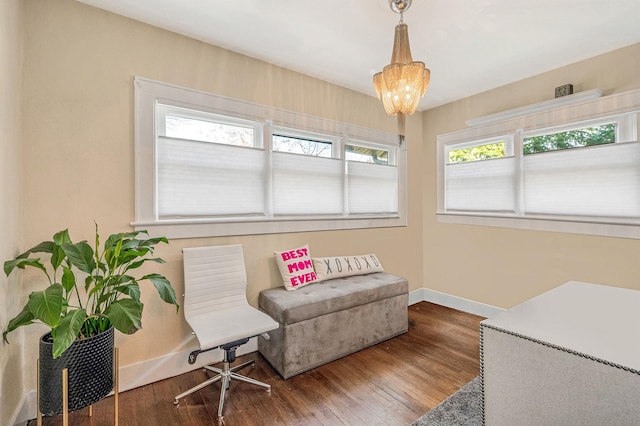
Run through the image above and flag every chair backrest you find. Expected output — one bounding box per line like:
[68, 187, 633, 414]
[182, 244, 250, 322]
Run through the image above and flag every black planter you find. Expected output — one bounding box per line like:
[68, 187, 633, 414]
[38, 327, 114, 416]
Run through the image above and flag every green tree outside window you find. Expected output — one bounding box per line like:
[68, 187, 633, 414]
[449, 142, 505, 163]
[448, 123, 616, 163]
[523, 123, 616, 154]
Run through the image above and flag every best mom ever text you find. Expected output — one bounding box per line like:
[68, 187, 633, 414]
[280, 248, 316, 287]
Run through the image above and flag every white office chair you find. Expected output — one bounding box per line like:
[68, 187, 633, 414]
[173, 244, 279, 423]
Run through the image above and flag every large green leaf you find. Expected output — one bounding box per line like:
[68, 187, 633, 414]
[51, 229, 71, 270]
[115, 280, 141, 302]
[52, 229, 72, 246]
[104, 232, 127, 250]
[118, 249, 149, 266]
[120, 239, 143, 251]
[106, 274, 134, 288]
[51, 308, 87, 358]
[16, 241, 54, 258]
[2, 304, 35, 343]
[119, 230, 147, 241]
[125, 257, 165, 274]
[50, 244, 65, 271]
[62, 241, 95, 273]
[143, 273, 179, 310]
[27, 284, 64, 327]
[140, 236, 168, 247]
[105, 299, 143, 334]
[3, 258, 47, 277]
[103, 231, 166, 270]
[61, 266, 76, 292]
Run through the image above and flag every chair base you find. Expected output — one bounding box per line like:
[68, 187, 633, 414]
[174, 357, 271, 423]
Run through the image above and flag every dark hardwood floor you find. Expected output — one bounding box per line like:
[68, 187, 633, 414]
[29, 302, 484, 426]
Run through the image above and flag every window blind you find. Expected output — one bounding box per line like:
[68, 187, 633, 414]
[272, 152, 343, 215]
[445, 157, 516, 212]
[157, 137, 265, 218]
[523, 141, 640, 217]
[347, 161, 398, 214]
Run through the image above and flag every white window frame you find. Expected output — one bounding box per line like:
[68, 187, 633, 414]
[437, 88, 640, 239]
[133, 77, 406, 239]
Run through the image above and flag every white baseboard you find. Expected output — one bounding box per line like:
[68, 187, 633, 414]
[14, 339, 257, 424]
[408, 288, 426, 306]
[410, 288, 504, 318]
[14, 289, 499, 424]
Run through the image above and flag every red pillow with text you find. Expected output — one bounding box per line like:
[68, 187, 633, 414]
[274, 244, 318, 291]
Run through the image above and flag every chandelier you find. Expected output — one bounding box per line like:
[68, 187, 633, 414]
[373, 0, 430, 139]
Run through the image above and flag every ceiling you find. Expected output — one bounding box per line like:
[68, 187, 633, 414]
[78, 0, 640, 111]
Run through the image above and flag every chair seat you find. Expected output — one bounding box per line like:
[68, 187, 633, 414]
[187, 305, 279, 350]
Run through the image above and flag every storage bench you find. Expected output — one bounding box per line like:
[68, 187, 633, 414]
[258, 272, 408, 379]
[481, 281, 640, 425]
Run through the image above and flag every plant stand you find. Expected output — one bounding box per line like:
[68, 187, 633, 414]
[37, 347, 120, 426]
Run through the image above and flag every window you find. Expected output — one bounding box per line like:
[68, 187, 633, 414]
[134, 77, 406, 238]
[162, 107, 258, 148]
[448, 140, 506, 163]
[521, 119, 637, 219]
[270, 128, 343, 216]
[444, 136, 515, 213]
[156, 105, 264, 219]
[346, 141, 398, 214]
[437, 89, 640, 239]
[523, 122, 616, 154]
[346, 143, 390, 164]
[272, 131, 333, 157]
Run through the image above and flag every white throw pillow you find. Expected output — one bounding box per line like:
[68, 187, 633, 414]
[274, 244, 318, 291]
[312, 254, 384, 282]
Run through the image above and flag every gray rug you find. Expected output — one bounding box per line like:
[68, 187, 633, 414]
[410, 376, 482, 425]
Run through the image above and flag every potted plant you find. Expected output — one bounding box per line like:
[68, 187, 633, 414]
[2, 225, 179, 415]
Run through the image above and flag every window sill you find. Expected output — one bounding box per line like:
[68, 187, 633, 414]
[132, 215, 405, 239]
[436, 212, 640, 240]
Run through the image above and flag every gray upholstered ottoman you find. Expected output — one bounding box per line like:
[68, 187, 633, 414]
[258, 272, 408, 379]
[482, 281, 640, 425]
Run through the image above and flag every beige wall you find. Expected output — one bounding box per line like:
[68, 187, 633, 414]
[0, 1, 24, 425]
[422, 43, 640, 309]
[18, 0, 424, 388]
